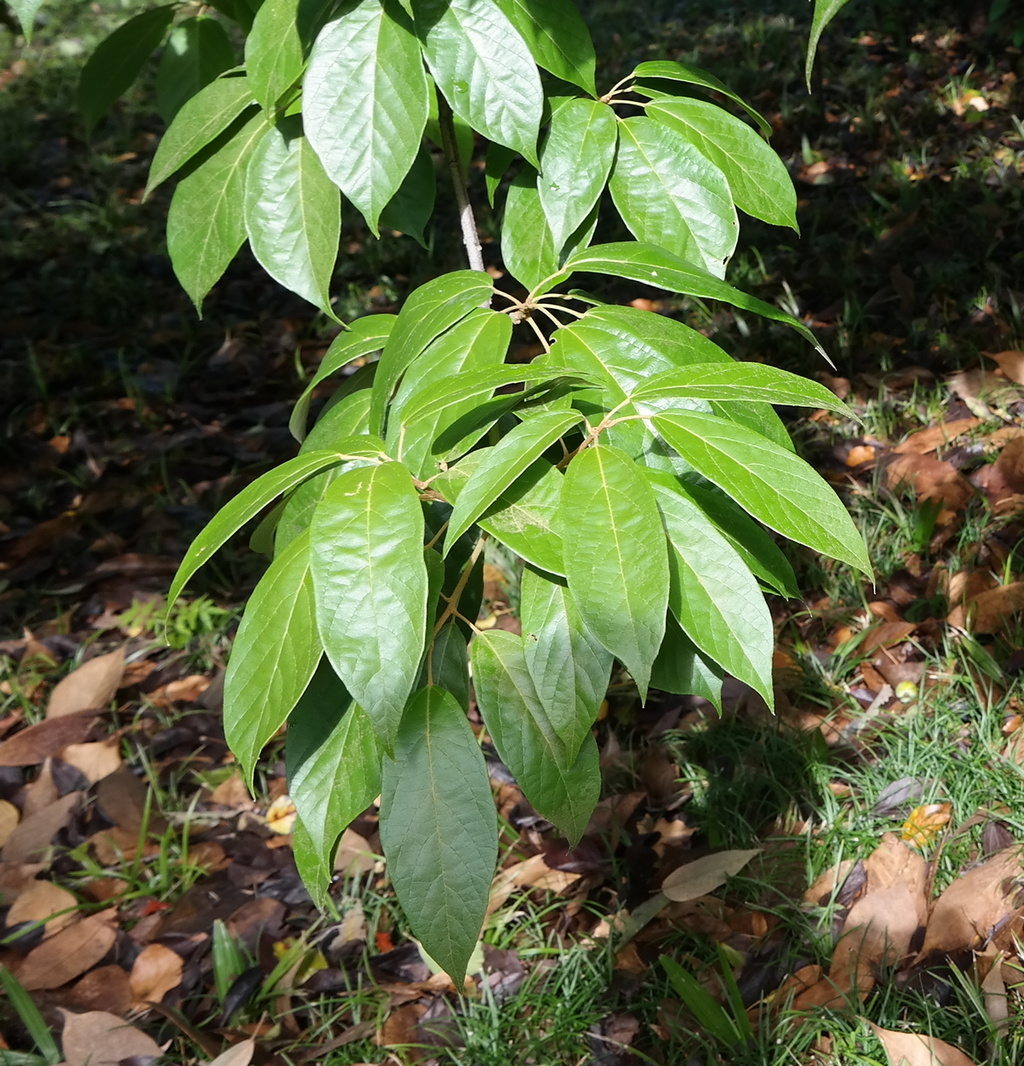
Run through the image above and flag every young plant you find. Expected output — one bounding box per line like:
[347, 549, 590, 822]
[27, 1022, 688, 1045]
[14, 0, 871, 984]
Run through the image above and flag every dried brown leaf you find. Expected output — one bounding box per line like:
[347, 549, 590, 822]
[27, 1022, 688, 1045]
[661, 849, 760, 903]
[47, 648, 124, 719]
[61, 739, 122, 783]
[0, 713, 99, 766]
[952, 583, 1024, 635]
[1, 792, 81, 864]
[16, 911, 117, 990]
[985, 350, 1024, 386]
[60, 1008, 162, 1065]
[130, 942, 184, 1007]
[7, 879, 79, 937]
[894, 419, 983, 455]
[95, 768, 166, 834]
[206, 1039, 256, 1066]
[0, 799, 18, 847]
[66, 964, 133, 1015]
[885, 454, 975, 511]
[867, 1022, 977, 1066]
[993, 436, 1024, 494]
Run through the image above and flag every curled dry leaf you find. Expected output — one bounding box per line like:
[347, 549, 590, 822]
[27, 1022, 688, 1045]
[948, 368, 1021, 419]
[661, 849, 760, 903]
[949, 582, 1024, 635]
[7, 878, 79, 937]
[60, 1008, 163, 1066]
[985, 349, 1024, 387]
[264, 793, 297, 835]
[47, 647, 125, 718]
[894, 418, 983, 455]
[901, 803, 953, 848]
[1, 791, 81, 864]
[867, 1021, 977, 1066]
[16, 910, 118, 990]
[130, 942, 184, 1007]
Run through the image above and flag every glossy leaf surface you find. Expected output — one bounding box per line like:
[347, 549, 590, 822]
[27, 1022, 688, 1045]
[492, 0, 596, 94]
[156, 16, 236, 124]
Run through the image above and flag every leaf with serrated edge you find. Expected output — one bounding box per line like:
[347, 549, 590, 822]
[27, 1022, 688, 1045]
[647, 98, 797, 230]
[492, 0, 596, 94]
[472, 631, 600, 843]
[311, 462, 428, 746]
[370, 270, 493, 437]
[287, 660, 381, 908]
[520, 565, 611, 763]
[415, 0, 542, 166]
[226, 532, 320, 785]
[610, 116, 736, 278]
[652, 411, 870, 574]
[166, 110, 271, 313]
[379, 686, 496, 984]
[651, 615, 723, 711]
[147, 77, 255, 196]
[538, 98, 616, 251]
[244, 119, 340, 317]
[444, 410, 581, 550]
[562, 444, 668, 699]
[169, 447, 376, 603]
[305, 0, 428, 233]
[649, 479, 773, 704]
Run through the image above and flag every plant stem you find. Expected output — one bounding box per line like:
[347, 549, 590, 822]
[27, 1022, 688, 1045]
[438, 95, 485, 275]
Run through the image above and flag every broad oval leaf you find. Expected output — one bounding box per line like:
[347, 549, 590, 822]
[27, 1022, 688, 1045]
[305, 0, 429, 234]
[156, 16, 236, 124]
[246, 0, 335, 113]
[647, 98, 797, 230]
[492, 0, 596, 94]
[414, 0, 543, 166]
[471, 630, 600, 843]
[166, 110, 271, 313]
[78, 5, 177, 135]
[311, 461, 428, 746]
[562, 444, 669, 699]
[609, 116, 737, 278]
[244, 117, 341, 317]
[287, 660, 381, 907]
[538, 98, 616, 253]
[379, 685, 497, 985]
[147, 76, 256, 196]
[652, 411, 871, 574]
[225, 531, 321, 785]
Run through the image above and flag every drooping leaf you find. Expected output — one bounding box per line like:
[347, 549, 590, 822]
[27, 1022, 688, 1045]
[169, 447, 374, 602]
[156, 16, 236, 124]
[471, 630, 600, 842]
[290, 315, 394, 441]
[652, 411, 871, 574]
[806, 0, 852, 87]
[485, 141, 516, 206]
[423, 622, 471, 712]
[562, 444, 669, 699]
[369, 270, 493, 437]
[649, 477, 774, 704]
[9, 0, 47, 42]
[246, 0, 335, 112]
[165, 110, 271, 313]
[414, 0, 543, 166]
[631, 59, 770, 136]
[537, 98, 616, 252]
[609, 116, 737, 278]
[520, 565, 611, 762]
[147, 76, 256, 196]
[311, 462, 428, 746]
[287, 660, 381, 907]
[305, 0, 429, 233]
[244, 117, 340, 317]
[379, 144, 436, 246]
[651, 615, 723, 711]
[492, 0, 596, 94]
[444, 410, 582, 550]
[379, 686, 496, 984]
[225, 531, 321, 785]
[78, 5, 177, 135]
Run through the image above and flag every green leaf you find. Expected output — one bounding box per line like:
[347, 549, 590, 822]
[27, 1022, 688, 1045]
[649, 478, 773, 704]
[169, 448, 370, 602]
[78, 5, 177, 135]
[520, 565, 611, 763]
[471, 630, 600, 842]
[244, 117, 340, 317]
[424, 622, 471, 712]
[647, 98, 797, 231]
[631, 59, 769, 137]
[305, 0, 429, 234]
[156, 16, 236, 124]
[224, 531, 321, 785]
[311, 462, 428, 746]
[9, 0, 47, 43]
[287, 660, 381, 907]
[651, 615, 723, 711]
[562, 444, 669, 699]
[386, 309, 512, 477]
[379, 144, 436, 246]
[538, 98, 616, 252]
[652, 411, 871, 574]
[502, 166, 597, 290]
[424, 82, 476, 173]
[648, 470, 798, 598]
[485, 141, 516, 206]
[147, 76, 256, 196]
[290, 315, 394, 441]
[414, 0, 543, 166]
[491, 0, 596, 94]
[630, 362, 853, 416]
[166, 110, 271, 313]
[609, 116, 737, 278]
[435, 455, 565, 575]
[444, 410, 582, 550]
[246, 0, 335, 112]
[551, 242, 826, 354]
[370, 270, 493, 437]
[807, 0, 851, 87]
[379, 686, 496, 984]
